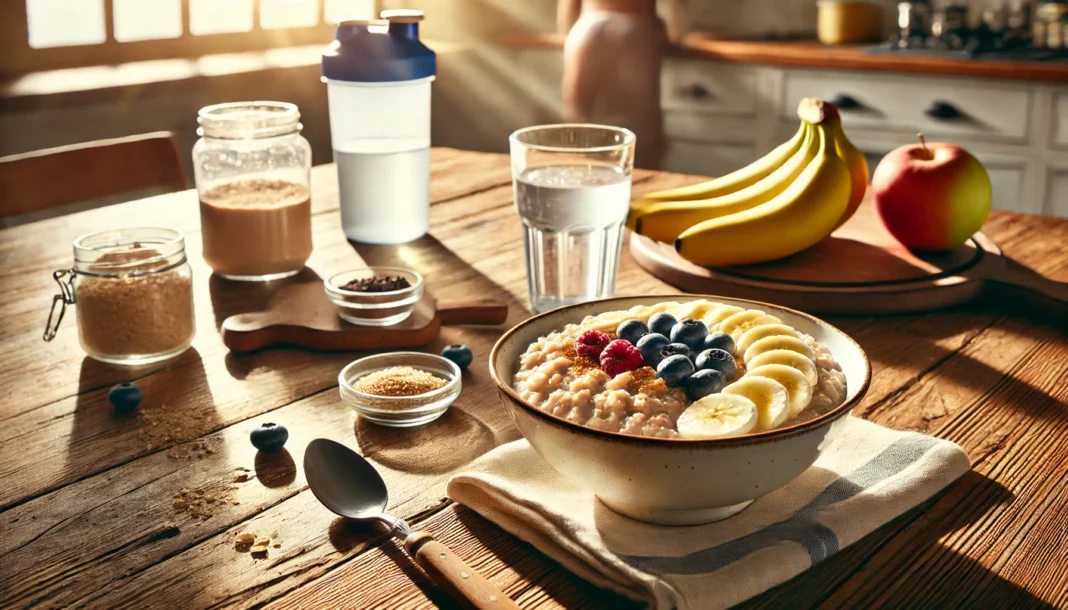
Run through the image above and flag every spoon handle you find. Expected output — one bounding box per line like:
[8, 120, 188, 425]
[404, 530, 521, 610]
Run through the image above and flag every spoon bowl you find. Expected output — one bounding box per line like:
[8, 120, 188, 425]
[305, 438, 390, 522]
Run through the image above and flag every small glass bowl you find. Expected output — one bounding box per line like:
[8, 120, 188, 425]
[325, 267, 424, 327]
[339, 352, 461, 427]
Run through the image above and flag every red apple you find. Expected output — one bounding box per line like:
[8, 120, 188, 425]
[871, 136, 992, 251]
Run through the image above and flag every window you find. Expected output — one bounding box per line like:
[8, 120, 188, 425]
[3, 0, 381, 74]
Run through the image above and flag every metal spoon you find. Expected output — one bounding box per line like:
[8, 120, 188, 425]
[304, 438, 520, 610]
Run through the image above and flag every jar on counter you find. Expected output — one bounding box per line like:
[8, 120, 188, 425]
[44, 227, 196, 365]
[193, 101, 313, 281]
[817, 0, 884, 45]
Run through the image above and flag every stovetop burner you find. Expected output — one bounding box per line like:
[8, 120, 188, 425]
[867, 41, 1068, 61]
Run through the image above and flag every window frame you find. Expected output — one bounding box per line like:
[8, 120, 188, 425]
[1, 0, 383, 75]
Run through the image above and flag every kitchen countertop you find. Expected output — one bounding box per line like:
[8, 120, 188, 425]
[1, 148, 1066, 608]
[504, 32, 1068, 83]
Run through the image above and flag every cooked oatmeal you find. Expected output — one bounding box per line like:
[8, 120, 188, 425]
[513, 300, 848, 439]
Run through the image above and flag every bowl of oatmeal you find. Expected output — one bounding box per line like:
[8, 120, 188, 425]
[489, 296, 870, 525]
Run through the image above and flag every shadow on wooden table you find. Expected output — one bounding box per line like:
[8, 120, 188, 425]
[738, 469, 1021, 608]
[354, 407, 495, 475]
[453, 505, 642, 609]
[849, 303, 1068, 423]
[254, 447, 297, 488]
[69, 348, 220, 471]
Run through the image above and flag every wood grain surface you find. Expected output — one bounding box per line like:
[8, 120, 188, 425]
[501, 33, 1068, 84]
[1, 148, 1066, 609]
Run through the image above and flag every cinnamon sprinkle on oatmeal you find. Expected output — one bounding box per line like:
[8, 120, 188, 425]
[562, 342, 599, 375]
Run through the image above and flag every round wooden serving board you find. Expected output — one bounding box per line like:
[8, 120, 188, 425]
[630, 202, 1068, 316]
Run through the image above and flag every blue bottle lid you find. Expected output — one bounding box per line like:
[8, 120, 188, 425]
[322, 9, 436, 83]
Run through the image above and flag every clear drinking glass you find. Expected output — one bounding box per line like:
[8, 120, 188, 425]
[510, 124, 636, 313]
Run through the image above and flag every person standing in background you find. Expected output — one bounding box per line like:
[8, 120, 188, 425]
[559, 0, 676, 169]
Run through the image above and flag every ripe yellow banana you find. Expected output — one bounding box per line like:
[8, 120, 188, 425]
[827, 118, 869, 229]
[627, 121, 808, 225]
[630, 124, 819, 243]
[674, 123, 852, 267]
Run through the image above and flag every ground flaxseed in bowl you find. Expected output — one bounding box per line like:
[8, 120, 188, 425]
[353, 366, 449, 397]
[339, 353, 462, 428]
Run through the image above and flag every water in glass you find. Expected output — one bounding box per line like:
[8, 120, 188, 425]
[515, 164, 632, 313]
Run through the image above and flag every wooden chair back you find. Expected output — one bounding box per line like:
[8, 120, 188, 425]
[0, 132, 190, 220]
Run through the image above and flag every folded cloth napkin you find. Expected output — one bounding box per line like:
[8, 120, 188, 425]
[447, 417, 970, 610]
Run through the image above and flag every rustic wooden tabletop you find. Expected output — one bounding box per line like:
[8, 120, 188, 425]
[1, 148, 1066, 609]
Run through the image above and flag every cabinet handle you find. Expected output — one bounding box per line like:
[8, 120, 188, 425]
[685, 83, 712, 100]
[830, 94, 862, 111]
[925, 101, 963, 120]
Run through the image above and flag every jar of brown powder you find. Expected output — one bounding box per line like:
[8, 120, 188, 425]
[193, 101, 313, 281]
[44, 227, 195, 365]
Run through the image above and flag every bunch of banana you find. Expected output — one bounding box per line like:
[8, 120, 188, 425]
[676, 309, 821, 440]
[629, 99, 869, 267]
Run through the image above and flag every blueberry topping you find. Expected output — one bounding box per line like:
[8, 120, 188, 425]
[685, 369, 726, 401]
[441, 344, 474, 370]
[615, 319, 649, 345]
[636, 333, 670, 367]
[702, 332, 736, 354]
[670, 319, 709, 352]
[250, 423, 289, 453]
[648, 312, 678, 338]
[656, 354, 695, 388]
[108, 383, 143, 416]
[659, 342, 692, 361]
[695, 348, 737, 379]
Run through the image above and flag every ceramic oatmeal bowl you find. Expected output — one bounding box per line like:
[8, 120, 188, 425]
[489, 295, 871, 526]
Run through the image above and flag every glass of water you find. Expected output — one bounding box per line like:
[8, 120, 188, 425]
[510, 124, 636, 313]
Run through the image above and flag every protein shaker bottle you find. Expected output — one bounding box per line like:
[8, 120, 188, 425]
[322, 9, 436, 244]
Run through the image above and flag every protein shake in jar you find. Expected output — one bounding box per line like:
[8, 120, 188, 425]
[192, 101, 313, 281]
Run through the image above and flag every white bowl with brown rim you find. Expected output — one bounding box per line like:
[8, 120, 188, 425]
[489, 295, 871, 526]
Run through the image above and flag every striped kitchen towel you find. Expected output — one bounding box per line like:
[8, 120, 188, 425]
[447, 417, 970, 610]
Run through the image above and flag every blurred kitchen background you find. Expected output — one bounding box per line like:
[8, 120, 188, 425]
[2, 0, 1067, 218]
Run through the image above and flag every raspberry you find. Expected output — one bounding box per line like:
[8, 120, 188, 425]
[576, 329, 611, 360]
[599, 339, 645, 377]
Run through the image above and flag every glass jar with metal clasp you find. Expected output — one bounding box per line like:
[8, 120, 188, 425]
[44, 227, 196, 365]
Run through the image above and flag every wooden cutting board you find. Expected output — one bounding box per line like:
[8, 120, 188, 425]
[221, 275, 508, 353]
[630, 202, 1068, 316]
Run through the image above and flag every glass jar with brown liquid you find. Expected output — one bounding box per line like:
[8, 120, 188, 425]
[193, 101, 313, 281]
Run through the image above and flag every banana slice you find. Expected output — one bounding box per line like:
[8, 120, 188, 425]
[747, 349, 819, 386]
[745, 364, 813, 417]
[720, 310, 782, 339]
[675, 301, 719, 322]
[702, 305, 745, 328]
[677, 394, 759, 440]
[736, 323, 802, 355]
[722, 376, 790, 431]
[742, 335, 815, 365]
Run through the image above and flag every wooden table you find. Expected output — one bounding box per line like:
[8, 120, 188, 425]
[1, 148, 1066, 609]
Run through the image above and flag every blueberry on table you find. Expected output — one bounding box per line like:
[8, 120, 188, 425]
[648, 312, 678, 338]
[615, 319, 649, 345]
[636, 333, 670, 367]
[250, 423, 289, 453]
[656, 354, 695, 388]
[695, 348, 737, 379]
[109, 383, 143, 415]
[441, 344, 473, 369]
[659, 342, 692, 361]
[670, 319, 709, 352]
[685, 369, 726, 401]
[703, 332, 736, 355]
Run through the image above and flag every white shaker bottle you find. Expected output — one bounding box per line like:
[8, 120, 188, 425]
[322, 9, 436, 244]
